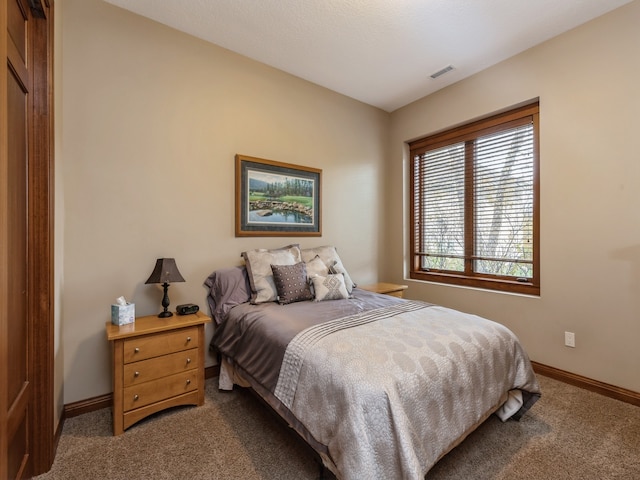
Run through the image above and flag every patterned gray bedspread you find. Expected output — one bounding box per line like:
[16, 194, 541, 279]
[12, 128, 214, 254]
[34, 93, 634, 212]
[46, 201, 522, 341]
[213, 291, 540, 479]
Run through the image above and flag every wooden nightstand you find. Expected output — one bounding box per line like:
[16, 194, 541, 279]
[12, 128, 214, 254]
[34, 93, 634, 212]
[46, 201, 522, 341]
[105, 311, 211, 435]
[359, 282, 408, 298]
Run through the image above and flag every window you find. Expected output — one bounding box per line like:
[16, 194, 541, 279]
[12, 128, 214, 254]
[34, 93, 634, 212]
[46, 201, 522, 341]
[410, 102, 539, 295]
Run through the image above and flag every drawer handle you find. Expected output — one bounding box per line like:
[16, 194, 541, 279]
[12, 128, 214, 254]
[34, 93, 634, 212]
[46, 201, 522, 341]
[133, 394, 139, 401]
[186, 336, 192, 343]
[186, 358, 191, 364]
[186, 379, 191, 385]
[134, 371, 140, 377]
[134, 347, 140, 353]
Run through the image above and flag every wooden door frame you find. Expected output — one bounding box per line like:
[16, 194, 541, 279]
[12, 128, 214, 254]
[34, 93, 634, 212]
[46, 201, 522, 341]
[0, 2, 8, 474]
[28, 0, 55, 475]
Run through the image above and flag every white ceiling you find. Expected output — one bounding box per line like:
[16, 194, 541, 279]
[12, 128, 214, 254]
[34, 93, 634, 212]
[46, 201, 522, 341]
[103, 0, 632, 112]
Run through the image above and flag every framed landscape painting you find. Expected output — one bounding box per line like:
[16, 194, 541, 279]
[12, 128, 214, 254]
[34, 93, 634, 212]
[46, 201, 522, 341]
[235, 154, 322, 237]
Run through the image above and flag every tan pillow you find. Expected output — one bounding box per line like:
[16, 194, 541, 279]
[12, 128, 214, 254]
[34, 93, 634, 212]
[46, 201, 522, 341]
[305, 254, 329, 278]
[301, 246, 355, 293]
[242, 244, 302, 304]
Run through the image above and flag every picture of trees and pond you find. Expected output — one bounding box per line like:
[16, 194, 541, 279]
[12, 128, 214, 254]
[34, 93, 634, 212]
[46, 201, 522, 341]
[247, 170, 315, 225]
[236, 155, 321, 237]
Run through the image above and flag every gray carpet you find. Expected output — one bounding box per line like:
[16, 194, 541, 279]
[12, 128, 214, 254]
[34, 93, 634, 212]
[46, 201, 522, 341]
[35, 375, 640, 479]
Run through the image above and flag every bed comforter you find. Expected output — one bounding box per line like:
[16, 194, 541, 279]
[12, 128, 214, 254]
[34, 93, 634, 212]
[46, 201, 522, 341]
[212, 289, 540, 479]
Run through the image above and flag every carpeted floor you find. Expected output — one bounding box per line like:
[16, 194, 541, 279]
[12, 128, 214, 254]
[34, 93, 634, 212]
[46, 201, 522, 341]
[34, 375, 640, 479]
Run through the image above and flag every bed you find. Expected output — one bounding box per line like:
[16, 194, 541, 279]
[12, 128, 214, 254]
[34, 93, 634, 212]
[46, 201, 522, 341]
[206, 244, 541, 480]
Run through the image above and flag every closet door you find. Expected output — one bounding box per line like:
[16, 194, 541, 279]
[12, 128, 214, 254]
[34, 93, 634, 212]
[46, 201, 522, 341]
[3, 0, 32, 477]
[2, 0, 54, 477]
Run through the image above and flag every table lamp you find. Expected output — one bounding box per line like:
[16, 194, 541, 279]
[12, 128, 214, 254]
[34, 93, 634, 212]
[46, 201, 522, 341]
[145, 258, 185, 318]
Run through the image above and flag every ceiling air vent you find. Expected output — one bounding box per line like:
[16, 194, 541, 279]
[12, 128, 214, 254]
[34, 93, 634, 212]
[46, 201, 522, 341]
[430, 65, 454, 79]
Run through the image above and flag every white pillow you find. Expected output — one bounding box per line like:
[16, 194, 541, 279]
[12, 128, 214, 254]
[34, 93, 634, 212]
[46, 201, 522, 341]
[301, 246, 355, 293]
[305, 254, 329, 278]
[242, 244, 302, 304]
[328, 259, 354, 294]
[311, 274, 350, 302]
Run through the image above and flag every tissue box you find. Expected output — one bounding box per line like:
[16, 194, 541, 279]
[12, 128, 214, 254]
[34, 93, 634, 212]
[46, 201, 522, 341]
[111, 303, 135, 326]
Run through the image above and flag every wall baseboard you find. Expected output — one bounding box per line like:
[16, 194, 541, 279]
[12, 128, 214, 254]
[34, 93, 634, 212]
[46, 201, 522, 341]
[62, 363, 638, 420]
[64, 393, 112, 419]
[531, 361, 640, 407]
[63, 365, 221, 419]
[205, 364, 220, 379]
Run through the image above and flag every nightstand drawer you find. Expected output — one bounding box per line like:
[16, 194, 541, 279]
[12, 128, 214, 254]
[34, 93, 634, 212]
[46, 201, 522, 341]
[123, 326, 199, 363]
[123, 349, 197, 387]
[123, 370, 198, 411]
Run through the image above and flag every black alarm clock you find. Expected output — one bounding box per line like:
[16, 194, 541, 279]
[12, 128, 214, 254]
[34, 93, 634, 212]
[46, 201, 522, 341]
[176, 303, 199, 315]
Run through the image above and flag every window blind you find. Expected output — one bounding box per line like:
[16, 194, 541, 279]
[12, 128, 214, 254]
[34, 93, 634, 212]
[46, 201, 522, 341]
[414, 143, 465, 272]
[473, 123, 534, 278]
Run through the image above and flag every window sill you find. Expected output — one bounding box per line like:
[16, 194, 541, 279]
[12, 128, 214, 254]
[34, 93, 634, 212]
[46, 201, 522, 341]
[409, 271, 540, 296]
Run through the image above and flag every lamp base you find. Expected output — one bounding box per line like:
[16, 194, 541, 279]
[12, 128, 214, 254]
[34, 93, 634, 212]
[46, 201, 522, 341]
[158, 311, 173, 318]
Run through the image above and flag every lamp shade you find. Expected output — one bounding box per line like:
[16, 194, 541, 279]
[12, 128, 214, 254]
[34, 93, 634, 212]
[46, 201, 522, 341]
[145, 258, 185, 284]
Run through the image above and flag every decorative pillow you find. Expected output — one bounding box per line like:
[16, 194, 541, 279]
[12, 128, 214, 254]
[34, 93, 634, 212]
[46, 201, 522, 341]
[242, 244, 302, 304]
[305, 254, 329, 278]
[301, 246, 355, 293]
[204, 266, 251, 325]
[311, 274, 350, 302]
[271, 262, 314, 305]
[328, 259, 355, 294]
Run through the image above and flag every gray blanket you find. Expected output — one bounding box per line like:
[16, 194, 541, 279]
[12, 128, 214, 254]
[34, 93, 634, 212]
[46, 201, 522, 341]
[212, 291, 540, 479]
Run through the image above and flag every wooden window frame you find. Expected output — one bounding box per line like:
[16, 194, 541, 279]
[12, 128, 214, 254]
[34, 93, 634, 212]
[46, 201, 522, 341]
[409, 102, 540, 295]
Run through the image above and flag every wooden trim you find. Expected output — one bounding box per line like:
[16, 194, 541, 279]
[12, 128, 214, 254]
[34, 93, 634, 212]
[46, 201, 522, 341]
[0, 4, 9, 477]
[52, 409, 64, 453]
[409, 270, 539, 296]
[409, 101, 539, 151]
[64, 394, 112, 419]
[62, 364, 221, 421]
[532, 361, 640, 407]
[205, 364, 220, 379]
[29, 0, 55, 473]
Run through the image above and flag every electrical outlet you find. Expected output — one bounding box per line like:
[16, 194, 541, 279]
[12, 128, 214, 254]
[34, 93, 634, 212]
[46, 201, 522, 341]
[564, 331, 575, 348]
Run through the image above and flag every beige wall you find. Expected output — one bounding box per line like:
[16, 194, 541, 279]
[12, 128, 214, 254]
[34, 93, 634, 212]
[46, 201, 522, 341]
[58, 0, 389, 403]
[57, 0, 640, 408]
[387, 1, 640, 392]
